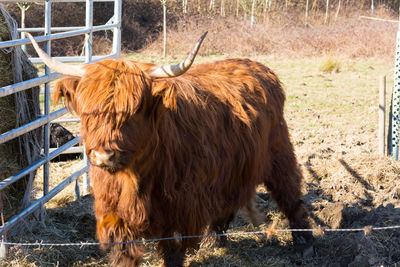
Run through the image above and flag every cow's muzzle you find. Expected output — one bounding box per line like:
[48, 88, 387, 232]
[88, 149, 120, 171]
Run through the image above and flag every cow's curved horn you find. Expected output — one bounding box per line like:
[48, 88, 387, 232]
[148, 31, 208, 78]
[26, 33, 85, 77]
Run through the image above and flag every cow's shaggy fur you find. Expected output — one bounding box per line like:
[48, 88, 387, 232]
[54, 58, 313, 266]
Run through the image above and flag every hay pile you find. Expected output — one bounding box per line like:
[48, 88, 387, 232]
[0, 4, 41, 220]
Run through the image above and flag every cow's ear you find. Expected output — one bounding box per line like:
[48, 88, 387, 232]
[53, 77, 80, 112]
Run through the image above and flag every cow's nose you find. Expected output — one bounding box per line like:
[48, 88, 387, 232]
[89, 150, 118, 167]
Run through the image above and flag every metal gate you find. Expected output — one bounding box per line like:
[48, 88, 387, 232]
[0, 0, 121, 234]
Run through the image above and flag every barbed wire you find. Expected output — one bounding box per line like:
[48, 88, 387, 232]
[2, 224, 400, 248]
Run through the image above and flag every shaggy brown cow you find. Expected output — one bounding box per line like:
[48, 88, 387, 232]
[27, 33, 313, 266]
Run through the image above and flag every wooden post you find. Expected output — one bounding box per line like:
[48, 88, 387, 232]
[379, 75, 386, 156]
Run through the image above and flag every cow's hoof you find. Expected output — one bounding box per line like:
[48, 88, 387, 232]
[302, 245, 314, 257]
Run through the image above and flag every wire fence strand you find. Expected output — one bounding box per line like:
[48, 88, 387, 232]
[2, 224, 400, 248]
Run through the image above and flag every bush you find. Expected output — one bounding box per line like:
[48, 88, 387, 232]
[142, 13, 396, 60]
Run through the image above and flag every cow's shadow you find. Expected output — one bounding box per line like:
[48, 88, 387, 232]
[300, 156, 400, 266]
[187, 156, 400, 266]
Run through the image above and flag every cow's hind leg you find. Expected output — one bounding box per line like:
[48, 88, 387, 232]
[199, 213, 234, 249]
[265, 125, 314, 255]
[210, 212, 235, 247]
[264, 170, 314, 254]
[240, 197, 264, 227]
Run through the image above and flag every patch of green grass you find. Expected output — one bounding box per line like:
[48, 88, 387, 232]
[319, 58, 341, 73]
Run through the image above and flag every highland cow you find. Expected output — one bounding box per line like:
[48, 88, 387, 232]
[27, 32, 313, 266]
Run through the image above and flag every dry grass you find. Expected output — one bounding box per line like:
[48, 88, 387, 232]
[140, 8, 397, 61]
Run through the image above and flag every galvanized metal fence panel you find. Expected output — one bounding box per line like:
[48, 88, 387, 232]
[390, 23, 400, 159]
[0, 0, 121, 234]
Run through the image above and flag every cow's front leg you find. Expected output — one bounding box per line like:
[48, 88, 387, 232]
[97, 214, 144, 267]
[158, 239, 186, 267]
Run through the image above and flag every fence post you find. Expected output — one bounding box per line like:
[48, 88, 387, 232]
[112, 0, 122, 57]
[85, 0, 93, 63]
[379, 75, 386, 156]
[43, 0, 52, 196]
[79, 0, 94, 198]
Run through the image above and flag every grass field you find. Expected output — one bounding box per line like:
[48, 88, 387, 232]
[2, 54, 400, 266]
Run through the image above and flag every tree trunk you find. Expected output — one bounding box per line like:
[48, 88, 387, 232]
[335, 0, 341, 21]
[305, 0, 309, 25]
[250, 0, 256, 27]
[182, 0, 187, 14]
[361, 0, 366, 9]
[311, 0, 318, 12]
[198, 0, 202, 14]
[18, 3, 31, 54]
[371, 0, 374, 14]
[263, 0, 267, 21]
[162, 0, 167, 57]
[325, 0, 330, 24]
[209, 0, 214, 12]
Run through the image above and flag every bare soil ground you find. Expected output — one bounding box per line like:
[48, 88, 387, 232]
[2, 55, 400, 266]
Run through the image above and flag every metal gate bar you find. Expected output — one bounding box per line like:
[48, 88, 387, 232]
[0, 0, 121, 234]
[0, 165, 89, 234]
[0, 137, 81, 191]
[0, 24, 119, 49]
[0, 108, 68, 145]
[0, 73, 61, 97]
